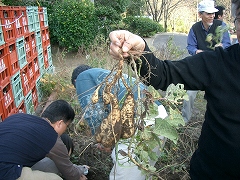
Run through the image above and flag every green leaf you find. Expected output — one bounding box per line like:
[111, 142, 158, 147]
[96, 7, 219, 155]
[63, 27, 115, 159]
[154, 118, 179, 144]
[137, 148, 149, 162]
[165, 84, 188, 103]
[141, 129, 152, 140]
[148, 151, 158, 162]
[148, 85, 162, 99]
[147, 103, 159, 119]
[165, 107, 185, 127]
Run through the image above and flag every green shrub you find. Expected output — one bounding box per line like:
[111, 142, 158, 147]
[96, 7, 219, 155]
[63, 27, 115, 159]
[49, 0, 98, 51]
[95, 5, 122, 40]
[123, 16, 164, 37]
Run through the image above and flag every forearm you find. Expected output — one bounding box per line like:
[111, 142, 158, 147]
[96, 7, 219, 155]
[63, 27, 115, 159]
[187, 45, 197, 55]
[139, 43, 214, 91]
[47, 138, 84, 180]
[139, 43, 183, 90]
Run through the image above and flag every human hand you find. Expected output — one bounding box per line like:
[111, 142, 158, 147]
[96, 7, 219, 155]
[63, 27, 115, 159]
[195, 49, 203, 54]
[79, 174, 87, 180]
[77, 165, 89, 175]
[214, 43, 223, 47]
[109, 30, 145, 59]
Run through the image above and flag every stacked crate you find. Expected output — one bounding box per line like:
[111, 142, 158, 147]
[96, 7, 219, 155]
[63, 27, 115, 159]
[0, 6, 53, 121]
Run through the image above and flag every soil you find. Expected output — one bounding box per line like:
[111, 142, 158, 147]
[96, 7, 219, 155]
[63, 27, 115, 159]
[39, 44, 206, 180]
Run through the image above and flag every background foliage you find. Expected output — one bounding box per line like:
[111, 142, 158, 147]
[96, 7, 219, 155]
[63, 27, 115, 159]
[49, 0, 98, 51]
[123, 16, 164, 37]
[2, 0, 165, 51]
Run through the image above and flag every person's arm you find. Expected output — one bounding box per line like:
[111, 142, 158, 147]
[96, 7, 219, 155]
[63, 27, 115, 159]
[138, 43, 219, 91]
[221, 22, 232, 48]
[47, 137, 84, 180]
[109, 30, 218, 90]
[186, 28, 199, 55]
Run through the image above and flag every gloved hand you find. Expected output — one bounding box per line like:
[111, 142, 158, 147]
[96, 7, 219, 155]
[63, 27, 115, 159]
[78, 165, 89, 175]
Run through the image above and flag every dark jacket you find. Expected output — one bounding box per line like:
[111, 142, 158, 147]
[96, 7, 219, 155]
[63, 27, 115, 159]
[140, 43, 240, 179]
[0, 113, 58, 180]
[192, 19, 222, 51]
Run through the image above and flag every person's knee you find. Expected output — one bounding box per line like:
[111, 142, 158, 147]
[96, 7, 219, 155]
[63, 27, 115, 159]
[17, 167, 63, 180]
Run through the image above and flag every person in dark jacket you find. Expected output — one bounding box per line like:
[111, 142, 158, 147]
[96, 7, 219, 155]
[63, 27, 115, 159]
[108, 0, 240, 178]
[0, 100, 87, 180]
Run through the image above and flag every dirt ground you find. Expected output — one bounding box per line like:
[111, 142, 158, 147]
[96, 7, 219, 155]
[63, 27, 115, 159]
[43, 44, 206, 180]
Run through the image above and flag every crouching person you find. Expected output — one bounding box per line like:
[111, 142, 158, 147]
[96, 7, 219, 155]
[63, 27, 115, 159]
[0, 100, 88, 180]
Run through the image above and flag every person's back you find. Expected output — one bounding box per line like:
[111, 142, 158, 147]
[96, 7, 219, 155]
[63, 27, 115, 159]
[0, 100, 76, 180]
[31, 133, 75, 174]
[0, 113, 58, 180]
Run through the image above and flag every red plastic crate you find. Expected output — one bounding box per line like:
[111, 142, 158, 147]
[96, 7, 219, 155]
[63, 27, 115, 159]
[0, 6, 28, 39]
[13, 6, 28, 38]
[31, 85, 38, 110]
[7, 40, 19, 76]
[20, 65, 30, 96]
[27, 61, 35, 89]
[0, 81, 16, 118]
[30, 32, 37, 57]
[1, 18, 16, 43]
[0, 44, 10, 87]
[16, 100, 26, 113]
[33, 57, 40, 81]
[43, 47, 49, 69]
[38, 7, 44, 27]
[25, 32, 37, 62]
[41, 27, 50, 48]
[0, 82, 14, 110]
[12, 6, 28, 35]
[0, 99, 5, 121]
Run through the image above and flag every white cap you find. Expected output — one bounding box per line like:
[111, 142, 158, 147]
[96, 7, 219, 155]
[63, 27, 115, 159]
[198, 1, 219, 13]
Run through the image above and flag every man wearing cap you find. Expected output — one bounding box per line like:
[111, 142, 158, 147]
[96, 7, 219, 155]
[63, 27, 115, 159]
[187, 0, 231, 55]
[182, 0, 232, 123]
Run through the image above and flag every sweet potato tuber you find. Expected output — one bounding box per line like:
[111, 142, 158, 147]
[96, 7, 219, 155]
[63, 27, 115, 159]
[120, 92, 135, 139]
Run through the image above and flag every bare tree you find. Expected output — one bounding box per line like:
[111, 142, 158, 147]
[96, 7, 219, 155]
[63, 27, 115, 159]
[144, 0, 191, 31]
[215, 0, 232, 23]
